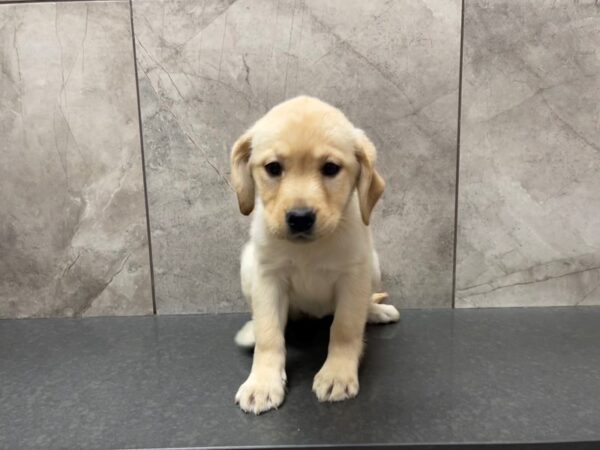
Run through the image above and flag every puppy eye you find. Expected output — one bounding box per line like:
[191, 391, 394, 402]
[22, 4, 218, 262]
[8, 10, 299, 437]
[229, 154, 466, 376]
[321, 162, 341, 177]
[265, 161, 283, 177]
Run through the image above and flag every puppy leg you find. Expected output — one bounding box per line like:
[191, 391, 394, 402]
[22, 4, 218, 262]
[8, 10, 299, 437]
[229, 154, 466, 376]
[234, 243, 257, 348]
[368, 292, 400, 323]
[234, 320, 255, 348]
[235, 276, 288, 414]
[368, 303, 400, 324]
[313, 271, 370, 402]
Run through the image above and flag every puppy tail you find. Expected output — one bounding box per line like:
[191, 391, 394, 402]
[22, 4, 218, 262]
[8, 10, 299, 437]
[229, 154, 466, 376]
[371, 292, 389, 304]
[234, 320, 255, 348]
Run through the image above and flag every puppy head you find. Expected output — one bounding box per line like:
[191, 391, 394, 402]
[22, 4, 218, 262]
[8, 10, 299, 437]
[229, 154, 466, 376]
[231, 96, 384, 241]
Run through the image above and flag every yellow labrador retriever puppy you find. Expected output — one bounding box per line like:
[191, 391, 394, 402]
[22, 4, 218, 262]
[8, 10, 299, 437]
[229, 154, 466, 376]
[230, 96, 399, 414]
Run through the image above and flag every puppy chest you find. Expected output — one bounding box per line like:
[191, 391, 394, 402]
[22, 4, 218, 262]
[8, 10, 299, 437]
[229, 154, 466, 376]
[287, 267, 337, 315]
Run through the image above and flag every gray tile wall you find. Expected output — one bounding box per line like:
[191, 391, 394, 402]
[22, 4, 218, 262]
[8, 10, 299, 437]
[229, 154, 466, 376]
[456, 0, 600, 307]
[0, 1, 153, 318]
[0, 0, 598, 318]
[133, 0, 461, 313]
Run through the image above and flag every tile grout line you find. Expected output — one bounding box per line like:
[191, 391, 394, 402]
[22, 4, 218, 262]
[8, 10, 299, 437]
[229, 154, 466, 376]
[128, 0, 157, 315]
[451, 0, 466, 310]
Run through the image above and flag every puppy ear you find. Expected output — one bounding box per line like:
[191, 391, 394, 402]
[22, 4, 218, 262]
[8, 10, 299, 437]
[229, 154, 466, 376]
[230, 131, 255, 215]
[355, 129, 385, 225]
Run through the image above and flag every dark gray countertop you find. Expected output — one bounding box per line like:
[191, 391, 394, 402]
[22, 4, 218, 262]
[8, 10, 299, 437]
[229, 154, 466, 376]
[1, 308, 600, 450]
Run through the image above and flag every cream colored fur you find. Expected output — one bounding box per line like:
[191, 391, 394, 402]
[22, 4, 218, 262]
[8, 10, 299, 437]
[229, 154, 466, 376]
[231, 96, 399, 415]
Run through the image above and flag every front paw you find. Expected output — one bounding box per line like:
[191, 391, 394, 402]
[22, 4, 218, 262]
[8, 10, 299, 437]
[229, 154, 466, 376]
[313, 362, 359, 402]
[235, 370, 286, 415]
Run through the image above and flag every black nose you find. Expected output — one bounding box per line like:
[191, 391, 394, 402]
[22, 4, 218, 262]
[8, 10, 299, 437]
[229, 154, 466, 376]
[286, 208, 316, 234]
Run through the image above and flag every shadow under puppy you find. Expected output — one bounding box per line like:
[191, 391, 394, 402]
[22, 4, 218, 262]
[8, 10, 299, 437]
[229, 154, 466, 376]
[230, 96, 399, 415]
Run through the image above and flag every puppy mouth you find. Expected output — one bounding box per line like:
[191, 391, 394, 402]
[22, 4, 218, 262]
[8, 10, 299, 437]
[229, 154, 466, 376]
[287, 232, 316, 243]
